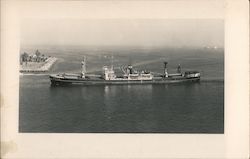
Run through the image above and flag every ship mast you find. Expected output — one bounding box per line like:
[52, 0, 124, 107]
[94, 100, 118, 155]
[81, 56, 86, 78]
[111, 55, 114, 70]
[177, 64, 181, 73]
[164, 61, 168, 77]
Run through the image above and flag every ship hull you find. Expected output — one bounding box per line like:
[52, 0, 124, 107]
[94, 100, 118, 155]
[50, 75, 200, 86]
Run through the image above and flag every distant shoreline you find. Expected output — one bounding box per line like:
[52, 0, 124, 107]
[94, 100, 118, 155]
[20, 57, 57, 73]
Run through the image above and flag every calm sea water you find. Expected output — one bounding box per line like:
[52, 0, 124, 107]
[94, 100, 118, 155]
[19, 46, 224, 133]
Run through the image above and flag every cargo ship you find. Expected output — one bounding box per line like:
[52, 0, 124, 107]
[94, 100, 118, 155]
[50, 57, 200, 86]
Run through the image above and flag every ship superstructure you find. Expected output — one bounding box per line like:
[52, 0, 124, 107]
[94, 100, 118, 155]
[50, 56, 200, 85]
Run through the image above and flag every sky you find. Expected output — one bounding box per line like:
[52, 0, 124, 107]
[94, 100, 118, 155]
[21, 19, 224, 48]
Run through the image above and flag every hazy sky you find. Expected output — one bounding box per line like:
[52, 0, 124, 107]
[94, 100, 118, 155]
[21, 19, 224, 48]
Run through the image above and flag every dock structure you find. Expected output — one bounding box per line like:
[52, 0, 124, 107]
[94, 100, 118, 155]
[20, 57, 57, 73]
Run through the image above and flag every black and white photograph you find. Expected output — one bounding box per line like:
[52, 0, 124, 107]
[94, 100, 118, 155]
[1, 0, 249, 158]
[19, 19, 224, 133]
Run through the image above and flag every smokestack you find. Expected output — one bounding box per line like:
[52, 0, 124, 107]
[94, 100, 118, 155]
[128, 65, 133, 74]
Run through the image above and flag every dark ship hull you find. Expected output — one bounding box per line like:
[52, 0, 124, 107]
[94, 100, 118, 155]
[50, 74, 200, 86]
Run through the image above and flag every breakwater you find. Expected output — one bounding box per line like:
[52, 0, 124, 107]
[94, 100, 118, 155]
[20, 57, 57, 73]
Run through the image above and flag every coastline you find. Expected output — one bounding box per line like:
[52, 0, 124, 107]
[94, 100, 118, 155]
[20, 57, 57, 73]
